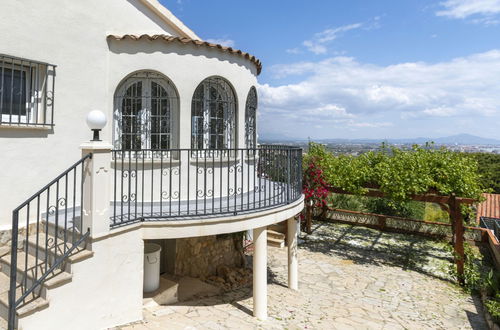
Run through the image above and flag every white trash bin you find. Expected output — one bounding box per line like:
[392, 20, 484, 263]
[144, 243, 162, 293]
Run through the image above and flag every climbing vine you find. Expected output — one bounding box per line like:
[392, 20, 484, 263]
[304, 142, 484, 202]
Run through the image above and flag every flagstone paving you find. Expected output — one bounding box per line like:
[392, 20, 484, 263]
[115, 221, 488, 329]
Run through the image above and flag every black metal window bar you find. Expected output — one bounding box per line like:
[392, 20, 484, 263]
[191, 77, 236, 158]
[8, 155, 91, 329]
[0, 54, 56, 127]
[480, 216, 500, 242]
[111, 145, 302, 227]
[245, 87, 257, 149]
[113, 71, 179, 158]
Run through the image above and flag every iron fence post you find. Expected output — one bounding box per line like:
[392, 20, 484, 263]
[8, 210, 19, 330]
[287, 149, 291, 203]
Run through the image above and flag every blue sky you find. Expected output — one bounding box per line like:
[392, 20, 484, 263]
[163, 0, 500, 140]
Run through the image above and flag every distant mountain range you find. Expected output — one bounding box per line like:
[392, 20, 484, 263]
[261, 133, 500, 145]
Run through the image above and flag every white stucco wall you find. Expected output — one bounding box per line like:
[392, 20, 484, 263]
[0, 0, 258, 228]
[18, 229, 144, 330]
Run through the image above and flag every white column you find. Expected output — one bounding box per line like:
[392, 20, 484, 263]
[287, 217, 298, 290]
[253, 226, 267, 320]
[80, 141, 113, 238]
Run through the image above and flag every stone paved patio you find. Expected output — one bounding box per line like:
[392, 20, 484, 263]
[115, 221, 488, 329]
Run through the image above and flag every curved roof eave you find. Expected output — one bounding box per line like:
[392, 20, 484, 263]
[107, 34, 263, 75]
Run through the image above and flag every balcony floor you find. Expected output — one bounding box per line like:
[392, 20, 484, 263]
[110, 181, 295, 227]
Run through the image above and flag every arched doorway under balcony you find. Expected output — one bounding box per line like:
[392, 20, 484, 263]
[113, 71, 179, 151]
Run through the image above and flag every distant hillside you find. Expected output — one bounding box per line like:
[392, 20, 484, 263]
[260, 133, 500, 145]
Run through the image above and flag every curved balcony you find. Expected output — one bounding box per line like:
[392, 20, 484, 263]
[110, 145, 303, 228]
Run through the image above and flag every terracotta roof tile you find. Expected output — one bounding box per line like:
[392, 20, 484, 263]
[107, 34, 262, 75]
[477, 193, 500, 223]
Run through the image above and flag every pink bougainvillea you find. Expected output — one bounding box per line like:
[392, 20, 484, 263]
[302, 159, 329, 208]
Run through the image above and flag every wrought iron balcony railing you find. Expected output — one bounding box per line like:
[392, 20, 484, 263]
[111, 145, 303, 227]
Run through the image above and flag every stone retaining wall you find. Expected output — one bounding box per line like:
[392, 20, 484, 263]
[173, 233, 244, 278]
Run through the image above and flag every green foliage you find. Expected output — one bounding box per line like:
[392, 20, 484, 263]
[485, 295, 500, 324]
[365, 198, 425, 218]
[473, 152, 500, 194]
[305, 142, 484, 201]
[328, 194, 368, 212]
[424, 203, 450, 223]
[444, 242, 500, 296]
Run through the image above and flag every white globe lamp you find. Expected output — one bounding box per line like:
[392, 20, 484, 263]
[86, 110, 107, 141]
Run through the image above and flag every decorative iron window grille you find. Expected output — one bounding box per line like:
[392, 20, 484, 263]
[245, 86, 257, 149]
[113, 71, 179, 152]
[0, 54, 56, 127]
[191, 77, 237, 151]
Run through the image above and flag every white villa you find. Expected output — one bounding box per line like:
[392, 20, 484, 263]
[0, 1, 304, 329]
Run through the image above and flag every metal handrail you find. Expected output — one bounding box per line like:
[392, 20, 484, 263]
[14, 230, 90, 306]
[8, 154, 92, 330]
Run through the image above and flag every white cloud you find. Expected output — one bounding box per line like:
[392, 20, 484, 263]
[286, 48, 301, 54]
[348, 121, 393, 128]
[205, 38, 235, 48]
[437, 0, 500, 21]
[302, 23, 363, 54]
[258, 50, 500, 137]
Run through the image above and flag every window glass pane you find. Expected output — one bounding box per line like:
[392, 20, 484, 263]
[245, 87, 258, 148]
[151, 82, 171, 150]
[191, 77, 236, 150]
[121, 81, 142, 150]
[1, 68, 27, 116]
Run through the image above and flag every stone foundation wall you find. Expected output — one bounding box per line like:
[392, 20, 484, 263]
[173, 233, 244, 278]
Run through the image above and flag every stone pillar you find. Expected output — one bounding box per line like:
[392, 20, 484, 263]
[80, 141, 113, 238]
[253, 226, 267, 320]
[287, 217, 298, 290]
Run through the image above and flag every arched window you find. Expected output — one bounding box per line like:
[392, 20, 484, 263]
[191, 77, 237, 150]
[114, 71, 178, 150]
[245, 87, 257, 149]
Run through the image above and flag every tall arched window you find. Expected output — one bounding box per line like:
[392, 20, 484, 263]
[191, 77, 237, 150]
[245, 87, 257, 149]
[114, 71, 179, 150]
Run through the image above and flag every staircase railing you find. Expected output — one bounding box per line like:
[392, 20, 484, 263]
[8, 154, 92, 330]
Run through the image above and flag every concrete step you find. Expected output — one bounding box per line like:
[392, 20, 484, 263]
[269, 222, 286, 234]
[0, 251, 72, 295]
[267, 237, 285, 248]
[25, 233, 93, 272]
[42, 220, 86, 245]
[0, 271, 49, 323]
[268, 230, 285, 240]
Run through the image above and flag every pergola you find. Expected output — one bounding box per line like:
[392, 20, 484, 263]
[305, 186, 477, 285]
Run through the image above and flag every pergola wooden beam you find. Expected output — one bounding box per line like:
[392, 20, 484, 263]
[305, 186, 478, 285]
[327, 187, 476, 205]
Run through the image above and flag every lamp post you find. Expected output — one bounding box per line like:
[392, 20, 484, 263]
[86, 110, 107, 141]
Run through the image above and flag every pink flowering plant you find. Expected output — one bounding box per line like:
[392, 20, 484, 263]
[302, 154, 329, 208]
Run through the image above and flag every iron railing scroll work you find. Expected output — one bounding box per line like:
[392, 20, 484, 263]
[111, 145, 302, 227]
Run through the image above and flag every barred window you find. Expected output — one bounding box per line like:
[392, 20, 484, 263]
[245, 87, 257, 149]
[0, 54, 56, 127]
[191, 77, 237, 150]
[113, 71, 179, 151]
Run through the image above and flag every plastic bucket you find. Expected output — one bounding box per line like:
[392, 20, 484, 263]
[144, 243, 162, 293]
